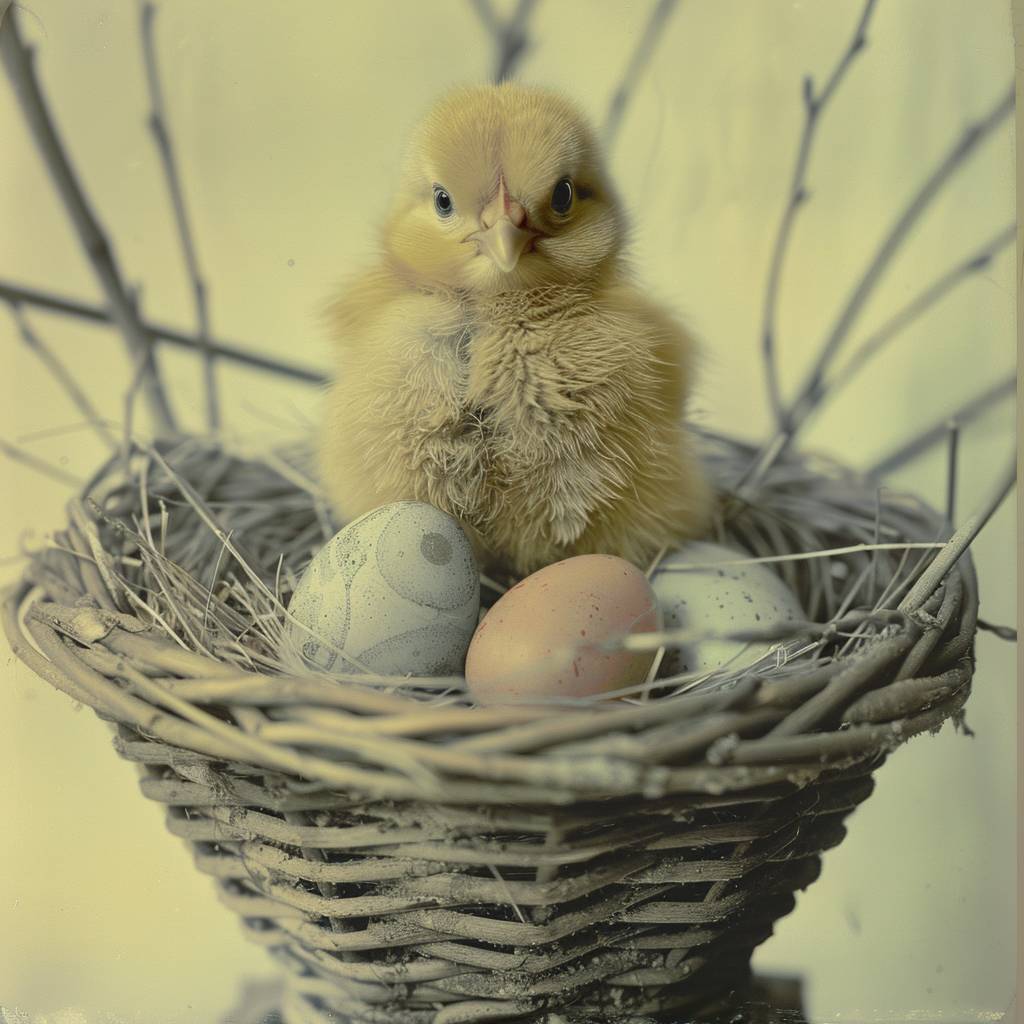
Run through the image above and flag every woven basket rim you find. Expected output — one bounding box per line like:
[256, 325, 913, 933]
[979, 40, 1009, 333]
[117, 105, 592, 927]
[3, 430, 977, 806]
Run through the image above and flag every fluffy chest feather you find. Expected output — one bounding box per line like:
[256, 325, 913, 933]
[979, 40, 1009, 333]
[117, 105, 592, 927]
[433, 288, 609, 426]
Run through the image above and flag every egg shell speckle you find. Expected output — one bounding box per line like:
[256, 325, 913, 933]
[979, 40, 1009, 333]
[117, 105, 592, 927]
[284, 501, 480, 676]
[651, 541, 804, 677]
[465, 554, 660, 704]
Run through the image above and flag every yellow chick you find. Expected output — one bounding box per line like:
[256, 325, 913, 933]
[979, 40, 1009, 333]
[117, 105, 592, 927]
[319, 82, 712, 578]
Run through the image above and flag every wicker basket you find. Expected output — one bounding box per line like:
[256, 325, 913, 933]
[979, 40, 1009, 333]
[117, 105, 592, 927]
[3, 430, 977, 1024]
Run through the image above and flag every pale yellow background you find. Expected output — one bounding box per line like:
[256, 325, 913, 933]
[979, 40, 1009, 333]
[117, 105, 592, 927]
[0, 1, 1016, 1022]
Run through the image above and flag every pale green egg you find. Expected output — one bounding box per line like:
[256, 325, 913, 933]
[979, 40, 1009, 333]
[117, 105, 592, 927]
[284, 501, 480, 676]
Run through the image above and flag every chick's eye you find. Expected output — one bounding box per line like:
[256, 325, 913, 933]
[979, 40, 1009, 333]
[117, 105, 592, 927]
[551, 177, 574, 215]
[433, 186, 454, 219]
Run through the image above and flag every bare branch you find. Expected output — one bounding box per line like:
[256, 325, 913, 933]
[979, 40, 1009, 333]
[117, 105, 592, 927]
[0, 436, 85, 487]
[471, 0, 538, 82]
[977, 619, 1017, 641]
[123, 345, 151, 458]
[0, 6, 177, 435]
[867, 375, 1015, 480]
[944, 420, 959, 526]
[740, 83, 1014, 496]
[603, 0, 680, 147]
[793, 85, 1013, 427]
[469, 0, 500, 34]
[780, 222, 1015, 434]
[0, 279, 326, 384]
[761, 0, 877, 429]
[5, 301, 119, 451]
[140, 2, 218, 432]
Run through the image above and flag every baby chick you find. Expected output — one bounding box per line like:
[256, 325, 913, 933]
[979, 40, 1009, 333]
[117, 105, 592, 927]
[320, 82, 712, 577]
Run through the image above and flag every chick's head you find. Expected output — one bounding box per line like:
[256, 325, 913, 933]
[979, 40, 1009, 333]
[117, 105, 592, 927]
[383, 83, 626, 293]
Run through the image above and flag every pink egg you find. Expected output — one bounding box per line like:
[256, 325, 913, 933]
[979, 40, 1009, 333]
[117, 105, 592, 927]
[465, 554, 660, 704]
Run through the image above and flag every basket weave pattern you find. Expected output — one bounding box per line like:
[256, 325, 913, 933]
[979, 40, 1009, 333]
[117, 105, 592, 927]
[4, 434, 976, 1024]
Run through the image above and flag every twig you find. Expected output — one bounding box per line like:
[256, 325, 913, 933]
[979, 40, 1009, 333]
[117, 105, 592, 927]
[654, 541, 945, 572]
[795, 85, 1014, 435]
[123, 347, 152, 461]
[603, 0, 679, 147]
[619, 608, 908, 656]
[0, 279, 326, 384]
[868, 374, 1015, 478]
[977, 619, 1017, 642]
[471, 0, 537, 82]
[0, 7, 177, 435]
[743, 82, 1014, 495]
[760, 0, 877, 430]
[869, 488, 882, 604]
[822, 223, 1015, 405]
[5, 301, 119, 450]
[899, 455, 1016, 614]
[140, 2, 218, 432]
[479, 572, 508, 595]
[945, 420, 959, 525]
[17, 420, 116, 444]
[0, 436, 84, 487]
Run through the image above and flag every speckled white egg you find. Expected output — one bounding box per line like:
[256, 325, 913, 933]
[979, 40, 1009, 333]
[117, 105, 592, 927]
[650, 541, 804, 677]
[284, 501, 480, 676]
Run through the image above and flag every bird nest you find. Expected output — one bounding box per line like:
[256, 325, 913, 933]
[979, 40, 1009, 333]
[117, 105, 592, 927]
[3, 2, 1011, 1020]
[3, 430, 977, 1024]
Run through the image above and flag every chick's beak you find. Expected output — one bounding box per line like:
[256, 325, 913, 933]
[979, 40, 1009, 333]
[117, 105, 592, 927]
[469, 178, 536, 273]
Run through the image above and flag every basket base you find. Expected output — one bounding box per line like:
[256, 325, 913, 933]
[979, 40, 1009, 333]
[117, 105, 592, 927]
[222, 974, 806, 1024]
